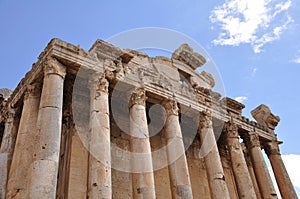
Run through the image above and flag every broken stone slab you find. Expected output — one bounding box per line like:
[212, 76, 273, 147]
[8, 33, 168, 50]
[251, 104, 280, 130]
[172, 44, 206, 70]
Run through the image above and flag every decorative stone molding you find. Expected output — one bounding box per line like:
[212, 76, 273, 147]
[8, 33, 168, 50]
[129, 87, 147, 108]
[43, 57, 67, 78]
[251, 104, 280, 131]
[264, 141, 281, 156]
[162, 97, 179, 116]
[199, 110, 212, 129]
[24, 83, 41, 100]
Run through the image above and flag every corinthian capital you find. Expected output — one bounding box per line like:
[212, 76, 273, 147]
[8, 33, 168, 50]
[199, 110, 212, 129]
[162, 97, 179, 116]
[264, 141, 281, 156]
[43, 57, 66, 78]
[24, 83, 41, 100]
[225, 121, 239, 139]
[247, 133, 261, 149]
[5, 108, 15, 123]
[129, 87, 147, 108]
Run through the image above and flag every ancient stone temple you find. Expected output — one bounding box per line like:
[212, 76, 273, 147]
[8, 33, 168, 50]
[0, 38, 297, 199]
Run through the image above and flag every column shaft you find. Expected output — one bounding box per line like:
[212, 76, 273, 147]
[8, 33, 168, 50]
[0, 109, 16, 199]
[29, 58, 66, 198]
[6, 84, 41, 199]
[226, 123, 256, 198]
[163, 98, 193, 199]
[198, 111, 230, 199]
[265, 141, 298, 199]
[88, 75, 112, 199]
[129, 88, 156, 199]
[246, 133, 277, 198]
[242, 143, 262, 199]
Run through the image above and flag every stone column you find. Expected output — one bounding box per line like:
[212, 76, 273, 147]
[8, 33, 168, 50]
[0, 109, 16, 199]
[162, 98, 193, 199]
[246, 133, 277, 198]
[6, 84, 41, 199]
[265, 140, 297, 199]
[88, 74, 112, 199]
[28, 57, 66, 198]
[198, 110, 230, 199]
[226, 122, 256, 199]
[129, 88, 156, 199]
[241, 143, 261, 199]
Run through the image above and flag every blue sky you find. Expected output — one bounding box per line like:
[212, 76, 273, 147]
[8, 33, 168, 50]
[0, 0, 299, 196]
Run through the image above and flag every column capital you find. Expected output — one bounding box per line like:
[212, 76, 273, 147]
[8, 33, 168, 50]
[225, 121, 239, 139]
[43, 57, 66, 78]
[24, 83, 41, 100]
[129, 87, 147, 108]
[246, 133, 261, 149]
[4, 108, 15, 123]
[89, 73, 109, 96]
[162, 97, 179, 116]
[199, 110, 212, 129]
[264, 141, 281, 156]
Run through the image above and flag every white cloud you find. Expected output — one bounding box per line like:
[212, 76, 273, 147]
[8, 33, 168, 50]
[282, 154, 300, 189]
[291, 50, 300, 63]
[251, 67, 258, 77]
[234, 96, 248, 103]
[292, 58, 300, 64]
[210, 0, 293, 53]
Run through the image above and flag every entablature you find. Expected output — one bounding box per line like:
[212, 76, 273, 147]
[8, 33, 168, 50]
[0, 38, 278, 141]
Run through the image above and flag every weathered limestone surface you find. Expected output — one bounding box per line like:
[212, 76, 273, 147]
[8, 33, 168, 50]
[241, 143, 262, 199]
[6, 84, 41, 199]
[186, 146, 211, 199]
[265, 141, 298, 199]
[67, 130, 89, 199]
[246, 133, 277, 199]
[172, 43, 206, 70]
[219, 146, 239, 199]
[226, 122, 257, 199]
[198, 111, 231, 199]
[129, 88, 156, 199]
[28, 58, 66, 198]
[163, 98, 193, 199]
[88, 74, 112, 199]
[251, 104, 280, 131]
[0, 109, 17, 199]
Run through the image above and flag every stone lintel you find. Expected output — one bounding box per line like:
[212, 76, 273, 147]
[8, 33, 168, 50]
[221, 97, 245, 115]
[172, 43, 206, 70]
[251, 104, 280, 131]
[89, 39, 134, 63]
